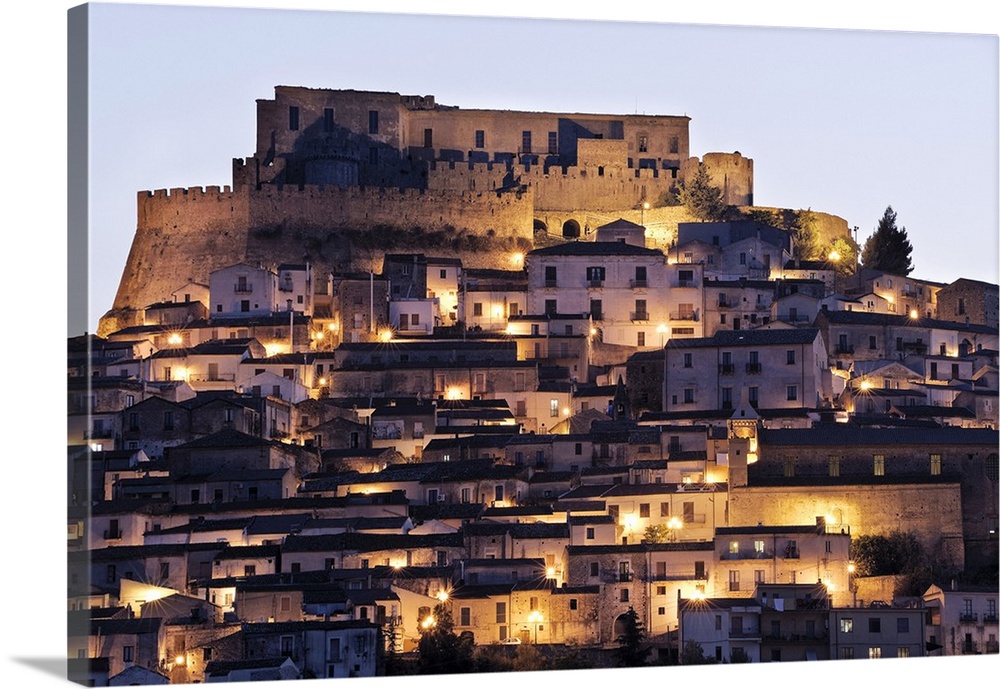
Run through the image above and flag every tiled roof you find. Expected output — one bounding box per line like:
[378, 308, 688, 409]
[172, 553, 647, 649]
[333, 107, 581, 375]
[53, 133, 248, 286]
[759, 425, 998, 446]
[817, 309, 997, 334]
[528, 241, 664, 257]
[666, 328, 819, 349]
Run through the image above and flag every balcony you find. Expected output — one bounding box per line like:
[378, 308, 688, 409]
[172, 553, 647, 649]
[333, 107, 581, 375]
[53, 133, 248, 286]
[961, 641, 978, 654]
[718, 363, 735, 375]
[188, 373, 236, 382]
[902, 340, 928, 353]
[630, 311, 650, 322]
[960, 613, 978, 623]
[834, 344, 855, 355]
[783, 549, 800, 559]
[591, 312, 604, 322]
[85, 428, 114, 439]
[718, 300, 732, 309]
[630, 279, 648, 289]
[984, 614, 998, 624]
[588, 279, 604, 289]
[103, 530, 123, 540]
[234, 283, 253, 293]
[618, 572, 634, 582]
[745, 363, 762, 374]
[721, 550, 774, 561]
[544, 279, 558, 288]
[670, 312, 698, 322]
[729, 629, 762, 639]
[676, 279, 694, 288]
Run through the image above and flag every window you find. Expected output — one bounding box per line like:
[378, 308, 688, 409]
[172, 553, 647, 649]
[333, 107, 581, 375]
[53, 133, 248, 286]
[368, 110, 379, 134]
[660, 502, 670, 517]
[784, 459, 796, 478]
[590, 562, 599, 577]
[786, 385, 797, 401]
[570, 598, 578, 611]
[163, 411, 174, 431]
[897, 647, 910, 658]
[244, 565, 256, 577]
[729, 540, 740, 554]
[586, 527, 595, 540]
[787, 349, 796, 365]
[729, 570, 740, 591]
[669, 136, 679, 154]
[521, 130, 532, 153]
[289, 105, 299, 131]
[475, 130, 485, 148]
[684, 388, 694, 404]
[755, 569, 765, 583]
[874, 454, 885, 476]
[123, 645, 134, 663]
[695, 561, 706, 579]
[545, 299, 557, 315]
[829, 456, 840, 477]
[748, 386, 759, 407]
[721, 387, 733, 409]
[496, 602, 506, 623]
[869, 618, 881, 633]
[868, 646, 882, 659]
[897, 617, 909, 633]
[423, 128, 433, 147]
[280, 636, 294, 657]
[548, 131, 558, 154]
[460, 607, 471, 626]
[930, 454, 942, 476]
[638, 134, 648, 152]
[683, 501, 694, 523]
[869, 335, 877, 350]
[620, 588, 630, 602]
[753, 540, 765, 554]
[739, 252, 747, 265]
[323, 108, 334, 132]
[840, 647, 854, 659]
[494, 485, 504, 502]
[683, 353, 693, 368]
[550, 399, 559, 417]
[639, 503, 650, 518]
[637, 331, 645, 347]
[473, 302, 483, 317]
[840, 618, 853, 633]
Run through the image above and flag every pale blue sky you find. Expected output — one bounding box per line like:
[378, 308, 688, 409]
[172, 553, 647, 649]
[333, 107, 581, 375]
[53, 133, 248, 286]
[82, 3, 998, 332]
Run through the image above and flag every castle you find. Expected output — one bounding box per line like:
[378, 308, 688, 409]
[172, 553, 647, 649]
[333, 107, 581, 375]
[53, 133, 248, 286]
[101, 86, 758, 335]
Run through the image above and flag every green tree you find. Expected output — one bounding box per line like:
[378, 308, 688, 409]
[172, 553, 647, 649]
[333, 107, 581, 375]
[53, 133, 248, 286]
[729, 647, 751, 663]
[615, 606, 652, 667]
[678, 163, 727, 221]
[824, 236, 859, 275]
[416, 604, 475, 674]
[680, 640, 716, 665]
[643, 524, 670, 543]
[860, 206, 914, 275]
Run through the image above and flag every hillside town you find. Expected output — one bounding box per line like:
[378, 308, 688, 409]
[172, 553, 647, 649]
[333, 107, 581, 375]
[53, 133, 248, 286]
[68, 87, 999, 685]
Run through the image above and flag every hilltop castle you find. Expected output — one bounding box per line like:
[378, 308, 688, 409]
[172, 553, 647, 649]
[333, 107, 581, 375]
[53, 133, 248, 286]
[103, 86, 761, 335]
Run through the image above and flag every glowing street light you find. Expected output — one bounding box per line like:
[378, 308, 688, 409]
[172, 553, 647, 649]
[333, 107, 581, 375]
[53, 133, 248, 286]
[421, 615, 436, 630]
[527, 610, 543, 644]
[511, 252, 524, 268]
[436, 590, 449, 602]
[667, 516, 683, 542]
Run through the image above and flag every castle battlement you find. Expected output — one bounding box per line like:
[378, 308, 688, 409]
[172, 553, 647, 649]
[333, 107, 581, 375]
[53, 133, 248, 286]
[140, 185, 235, 200]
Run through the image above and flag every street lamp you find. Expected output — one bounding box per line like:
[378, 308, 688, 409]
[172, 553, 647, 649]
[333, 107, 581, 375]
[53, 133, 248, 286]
[657, 323, 668, 347]
[667, 516, 683, 542]
[527, 610, 543, 644]
[640, 201, 650, 226]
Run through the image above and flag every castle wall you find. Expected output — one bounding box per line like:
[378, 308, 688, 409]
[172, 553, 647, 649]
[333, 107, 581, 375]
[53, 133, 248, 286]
[731, 482, 966, 571]
[681, 152, 754, 206]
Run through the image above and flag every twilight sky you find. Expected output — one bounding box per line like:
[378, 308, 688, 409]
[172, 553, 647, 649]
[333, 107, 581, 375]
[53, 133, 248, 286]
[81, 3, 998, 333]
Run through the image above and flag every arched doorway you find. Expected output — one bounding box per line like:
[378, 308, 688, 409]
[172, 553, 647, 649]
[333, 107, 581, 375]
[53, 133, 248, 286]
[562, 219, 581, 238]
[533, 219, 548, 233]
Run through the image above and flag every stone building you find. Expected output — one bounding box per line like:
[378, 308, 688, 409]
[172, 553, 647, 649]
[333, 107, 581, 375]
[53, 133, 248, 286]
[936, 277, 1000, 330]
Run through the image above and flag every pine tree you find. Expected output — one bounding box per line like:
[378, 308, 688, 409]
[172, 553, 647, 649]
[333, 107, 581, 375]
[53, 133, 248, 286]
[615, 606, 652, 666]
[416, 604, 475, 674]
[678, 163, 727, 221]
[860, 206, 914, 275]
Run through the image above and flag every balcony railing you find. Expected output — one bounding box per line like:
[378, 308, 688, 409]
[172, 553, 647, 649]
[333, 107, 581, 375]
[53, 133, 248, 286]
[103, 530, 122, 540]
[234, 284, 253, 293]
[188, 373, 236, 382]
[588, 279, 604, 288]
[630, 312, 650, 322]
[834, 344, 855, 355]
[718, 301, 732, 309]
[618, 572, 634, 582]
[783, 549, 800, 559]
[670, 312, 698, 322]
[745, 363, 762, 374]
[85, 428, 114, 439]
[960, 613, 978, 623]
[630, 279, 648, 289]
[591, 313, 604, 321]
[729, 629, 762, 639]
[721, 550, 774, 561]
[544, 279, 558, 288]
[983, 613, 999, 624]
[961, 641, 978, 654]
[719, 363, 735, 374]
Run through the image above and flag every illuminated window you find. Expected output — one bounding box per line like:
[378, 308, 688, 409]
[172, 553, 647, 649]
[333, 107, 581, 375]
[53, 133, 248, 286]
[874, 454, 885, 476]
[729, 570, 740, 592]
[840, 618, 853, 633]
[897, 647, 910, 658]
[550, 399, 559, 417]
[729, 541, 739, 554]
[930, 454, 942, 476]
[868, 646, 881, 659]
[841, 647, 854, 659]
[754, 540, 765, 554]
